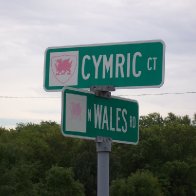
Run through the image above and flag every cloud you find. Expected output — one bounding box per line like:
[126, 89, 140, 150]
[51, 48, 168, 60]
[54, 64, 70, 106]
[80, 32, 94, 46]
[0, 0, 196, 127]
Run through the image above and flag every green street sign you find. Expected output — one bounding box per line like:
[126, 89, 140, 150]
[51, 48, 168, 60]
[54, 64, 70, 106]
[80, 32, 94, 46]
[61, 87, 139, 144]
[44, 40, 165, 91]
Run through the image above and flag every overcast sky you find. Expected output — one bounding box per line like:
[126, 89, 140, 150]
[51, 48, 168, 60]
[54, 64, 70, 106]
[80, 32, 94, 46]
[0, 0, 196, 128]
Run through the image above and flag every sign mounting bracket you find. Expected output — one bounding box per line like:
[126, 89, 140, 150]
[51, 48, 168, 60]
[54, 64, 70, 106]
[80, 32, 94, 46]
[90, 85, 115, 98]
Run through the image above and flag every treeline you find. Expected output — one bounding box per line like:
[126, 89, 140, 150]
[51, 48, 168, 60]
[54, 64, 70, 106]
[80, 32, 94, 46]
[0, 113, 195, 196]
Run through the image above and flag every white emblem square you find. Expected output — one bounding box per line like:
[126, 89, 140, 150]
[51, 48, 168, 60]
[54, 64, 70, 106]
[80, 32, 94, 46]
[65, 93, 87, 132]
[49, 51, 78, 86]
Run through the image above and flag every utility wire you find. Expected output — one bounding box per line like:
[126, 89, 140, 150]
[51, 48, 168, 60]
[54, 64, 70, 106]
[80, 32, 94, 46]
[0, 96, 59, 99]
[0, 91, 196, 99]
[117, 91, 196, 97]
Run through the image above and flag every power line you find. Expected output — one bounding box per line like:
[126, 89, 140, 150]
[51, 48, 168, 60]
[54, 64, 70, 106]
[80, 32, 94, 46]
[0, 91, 196, 99]
[0, 96, 59, 99]
[117, 91, 196, 97]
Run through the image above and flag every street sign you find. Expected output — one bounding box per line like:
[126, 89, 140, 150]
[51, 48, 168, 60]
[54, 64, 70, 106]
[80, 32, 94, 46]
[44, 40, 165, 91]
[61, 87, 139, 144]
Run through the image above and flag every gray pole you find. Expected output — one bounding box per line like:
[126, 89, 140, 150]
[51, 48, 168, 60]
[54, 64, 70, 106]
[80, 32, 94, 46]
[91, 86, 114, 196]
[96, 136, 112, 196]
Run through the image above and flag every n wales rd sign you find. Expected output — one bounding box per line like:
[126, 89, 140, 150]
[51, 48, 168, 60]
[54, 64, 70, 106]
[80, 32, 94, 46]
[61, 87, 139, 144]
[44, 40, 165, 91]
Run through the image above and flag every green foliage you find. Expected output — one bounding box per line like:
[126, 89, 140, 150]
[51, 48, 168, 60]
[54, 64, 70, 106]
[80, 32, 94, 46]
[73, 141, 97, 196]
[44, 166, 84, 196]
[110, 113, 196, 195]
[110, 178, 127, 196]
[140, 112, 164, 128]
[164, 112, 191, 125]
[110, 170, 163, 196]
[192, 113, 196, 125]
[160, 161, 196, 196]
[0, 113, 196, 195]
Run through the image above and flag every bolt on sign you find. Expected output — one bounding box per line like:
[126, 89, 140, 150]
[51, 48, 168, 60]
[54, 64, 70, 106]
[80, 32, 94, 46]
[61, 87, 139, 144]
[44, 40, 165, 91]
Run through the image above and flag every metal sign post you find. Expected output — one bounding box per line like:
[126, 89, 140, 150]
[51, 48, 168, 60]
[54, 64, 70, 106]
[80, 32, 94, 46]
[92, 86, 114, 196]
[96, 136, 112, 196]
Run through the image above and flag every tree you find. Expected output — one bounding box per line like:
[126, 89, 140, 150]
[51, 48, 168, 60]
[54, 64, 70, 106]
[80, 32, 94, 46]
[110, 178, 127, 196]
[110, 170, 163, 196]
[192, 113, 196, 126]
[140, 113, 163, 128]
[160, 161, 196, 196]
[73, 140, 97, 196]
[44, 166, 84, 196]
[0, 115, 195, 195]
[164, 113, 191, 125]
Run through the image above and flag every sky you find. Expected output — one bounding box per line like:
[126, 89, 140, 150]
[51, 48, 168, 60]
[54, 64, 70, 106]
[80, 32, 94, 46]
[0, 0, 196, 128]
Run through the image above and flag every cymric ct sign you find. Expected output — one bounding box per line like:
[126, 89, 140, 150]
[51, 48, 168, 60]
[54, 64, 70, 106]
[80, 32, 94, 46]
[44, 40, 165, 91]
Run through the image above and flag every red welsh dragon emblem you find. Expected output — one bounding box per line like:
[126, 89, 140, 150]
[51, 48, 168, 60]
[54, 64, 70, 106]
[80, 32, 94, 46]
[51, 53, 77, 84]
[70, 102, 82, 120]
[55, 59, 72, 75]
